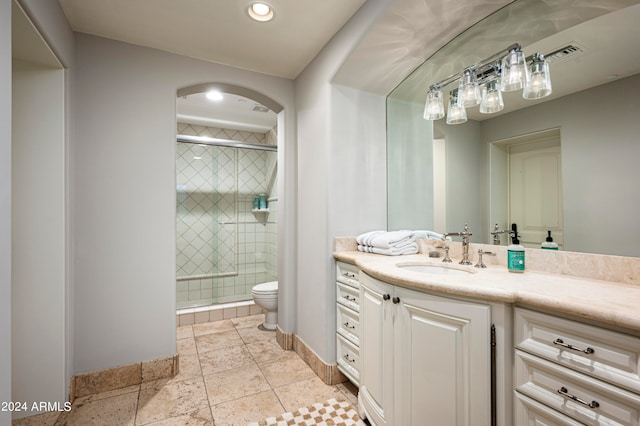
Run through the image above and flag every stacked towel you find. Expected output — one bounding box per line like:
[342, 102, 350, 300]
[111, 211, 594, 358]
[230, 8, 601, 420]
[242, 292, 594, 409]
[414, 230, 452, 241]
[356, 230, 418, 256]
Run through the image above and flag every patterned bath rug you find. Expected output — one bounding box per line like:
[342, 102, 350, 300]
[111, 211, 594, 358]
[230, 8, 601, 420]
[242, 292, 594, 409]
[248, 397, 366, 426]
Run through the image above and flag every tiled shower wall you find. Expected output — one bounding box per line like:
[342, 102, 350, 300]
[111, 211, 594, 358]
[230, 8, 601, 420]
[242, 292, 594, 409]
[176, 123, 277, 309]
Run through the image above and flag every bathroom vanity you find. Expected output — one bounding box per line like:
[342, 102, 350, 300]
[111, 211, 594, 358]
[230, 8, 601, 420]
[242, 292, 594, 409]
[334, 242, 640, 426]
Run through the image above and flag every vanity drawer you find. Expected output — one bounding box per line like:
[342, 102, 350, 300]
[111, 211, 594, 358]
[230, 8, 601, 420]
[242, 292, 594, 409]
[515, 392, 584, 426]
[337, 303, 360, 345]
[515, 308, 640, 393]
[337, 333, 360, 386]
[515, 350, 640, 425]
[336, 261, 360, 288]
[337, 281, 360, 312]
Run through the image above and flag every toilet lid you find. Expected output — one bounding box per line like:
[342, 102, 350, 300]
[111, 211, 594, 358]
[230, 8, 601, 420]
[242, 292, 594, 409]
[253, 281, 278, 293]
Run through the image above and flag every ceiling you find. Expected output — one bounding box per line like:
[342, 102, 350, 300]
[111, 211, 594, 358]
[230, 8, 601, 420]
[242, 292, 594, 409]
[58, 0, 368, 132]
[58, 0, 367, 79]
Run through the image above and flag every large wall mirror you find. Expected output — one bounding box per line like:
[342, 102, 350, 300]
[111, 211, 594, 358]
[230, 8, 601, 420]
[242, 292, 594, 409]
[387, 0, 640, 257]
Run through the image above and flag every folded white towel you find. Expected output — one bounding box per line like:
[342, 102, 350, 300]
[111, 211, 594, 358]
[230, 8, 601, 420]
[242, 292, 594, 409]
[356, 230, 385, 246]
[368, 230, 416, 249]
[414, 230, 452, 241]
[358, 243, 419, 256]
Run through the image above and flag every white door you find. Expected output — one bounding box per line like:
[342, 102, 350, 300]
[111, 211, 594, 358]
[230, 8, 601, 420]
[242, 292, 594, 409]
[359, 274, 394, 426]
[509, 140, 563, 249]
[395, 286, 492, 426]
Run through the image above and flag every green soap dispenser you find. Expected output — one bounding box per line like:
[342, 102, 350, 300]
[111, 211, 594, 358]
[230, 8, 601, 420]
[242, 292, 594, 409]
[541, 230, 559, 250]
[508, 224, 525, 273]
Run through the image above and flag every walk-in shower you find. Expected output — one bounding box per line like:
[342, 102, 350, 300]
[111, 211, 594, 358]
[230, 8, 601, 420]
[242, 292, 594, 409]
[175, 123, 278, 309]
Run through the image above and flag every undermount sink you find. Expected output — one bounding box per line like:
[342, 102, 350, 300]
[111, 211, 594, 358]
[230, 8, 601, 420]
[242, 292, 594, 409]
[396, 263, 473, 276]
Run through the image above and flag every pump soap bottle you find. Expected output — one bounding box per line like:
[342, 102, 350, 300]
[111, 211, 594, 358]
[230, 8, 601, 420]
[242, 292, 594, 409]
[541, 230, 559, 250]
[508, 224, 525, 273]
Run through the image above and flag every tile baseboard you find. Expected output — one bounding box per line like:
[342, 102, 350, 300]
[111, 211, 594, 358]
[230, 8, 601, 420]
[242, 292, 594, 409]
[71, 354, 179, 402]
[291, 334, 347, 386]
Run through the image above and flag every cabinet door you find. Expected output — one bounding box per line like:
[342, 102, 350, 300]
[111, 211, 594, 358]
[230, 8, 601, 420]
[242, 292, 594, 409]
[395, 286, 491, 426]
[359, 274, 394, 426]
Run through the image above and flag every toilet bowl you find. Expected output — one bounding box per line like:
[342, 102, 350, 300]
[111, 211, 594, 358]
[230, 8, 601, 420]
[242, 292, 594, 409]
[251, 281, 278, 330]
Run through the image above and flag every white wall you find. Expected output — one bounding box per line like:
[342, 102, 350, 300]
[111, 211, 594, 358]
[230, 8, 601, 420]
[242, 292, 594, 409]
[481, 74, 640, 256]
[1, 1, 13, 423]
[73, 34, 294, 373]
[12, 58, 67, 416]
[294, 0, 391, 361]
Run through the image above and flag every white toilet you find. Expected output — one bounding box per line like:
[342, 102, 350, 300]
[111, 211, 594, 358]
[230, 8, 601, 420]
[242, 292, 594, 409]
[251, 281, 278, 330]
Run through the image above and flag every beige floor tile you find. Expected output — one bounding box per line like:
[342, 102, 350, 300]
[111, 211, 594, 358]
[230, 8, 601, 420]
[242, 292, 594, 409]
[203, 363, 271, 406]
[211, 390, 284, 426]
[198, 344, 255, 376]
[177, 337, 197, 356]
[236, 325, 275, 344]
[192, 320, 235, 337]
[176, 325, 194, 340]
[141, 407, 213, 426]
[161, 352, 201, 384]
[12, 411, 60, 426]
[55, 392, 138, 426]
[135, 377, 209, 425]
[246, 339, 300, 365]
[231, 314, 265, 329]
[195, 329, 243, 353]
[259, 356, 316, 388]
[273, 376, 344, 413]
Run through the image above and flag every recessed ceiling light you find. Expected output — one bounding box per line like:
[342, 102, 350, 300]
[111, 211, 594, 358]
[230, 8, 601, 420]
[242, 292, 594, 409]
[205, 90, 224, 101]
[247, 2, 274, 22]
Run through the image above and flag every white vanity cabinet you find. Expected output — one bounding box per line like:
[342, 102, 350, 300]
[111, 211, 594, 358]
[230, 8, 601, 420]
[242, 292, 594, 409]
[358, 272, 493, 426]
[336, 261, 361, 386]
[514, 308, 640, 425]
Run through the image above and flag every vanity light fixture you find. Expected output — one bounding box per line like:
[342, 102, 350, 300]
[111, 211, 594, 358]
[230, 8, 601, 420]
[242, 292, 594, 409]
[458, 69, 481, 107]
[523, 53, 552, 99]
[423, 43, 552, 125]
[247, 2, 275, 22]
[500, 45, 529, 92]
[446, 90, 467, 125]
[423, 87, 445, 120]
[479, 79, 504, 114]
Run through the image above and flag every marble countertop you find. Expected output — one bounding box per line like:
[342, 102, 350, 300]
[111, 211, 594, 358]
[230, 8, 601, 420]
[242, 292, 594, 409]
[334, 251, 640, 334]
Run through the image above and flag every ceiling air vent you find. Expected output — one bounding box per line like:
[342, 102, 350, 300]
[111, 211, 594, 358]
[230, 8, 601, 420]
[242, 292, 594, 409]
[251, 104, 270, 113]
[544, 43, 587, 63]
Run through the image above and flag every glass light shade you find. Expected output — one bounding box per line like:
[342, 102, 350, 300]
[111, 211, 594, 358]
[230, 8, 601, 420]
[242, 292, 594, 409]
[458, 70, 481, 107]
[479, 80, 504, 114]
[423, 88, 445, 120]
[523, 54, 552, 99]
[446, 91, 467, 125]
[500, 47, 530, 92]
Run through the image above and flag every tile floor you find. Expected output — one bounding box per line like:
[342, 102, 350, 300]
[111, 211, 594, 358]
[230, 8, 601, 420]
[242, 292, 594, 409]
[14, 314, 359, 426]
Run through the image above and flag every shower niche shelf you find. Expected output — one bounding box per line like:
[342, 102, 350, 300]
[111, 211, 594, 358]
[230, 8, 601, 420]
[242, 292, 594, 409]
[251, 208, 270, 213]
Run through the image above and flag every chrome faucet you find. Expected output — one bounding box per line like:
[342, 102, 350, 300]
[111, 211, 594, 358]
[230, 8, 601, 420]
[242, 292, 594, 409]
[443, 223, 473, 265]
[490, 223, 511, 245]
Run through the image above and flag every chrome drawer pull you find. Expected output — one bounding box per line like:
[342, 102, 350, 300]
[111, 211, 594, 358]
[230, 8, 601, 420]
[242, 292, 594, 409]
[553, 338, 595, 354]
[343, 354, 356, 364]
[343, 272, 357, 278]
[343, 322, 356, 330]
[343, 295, 356, 302]
[557, 387, 600, 409]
